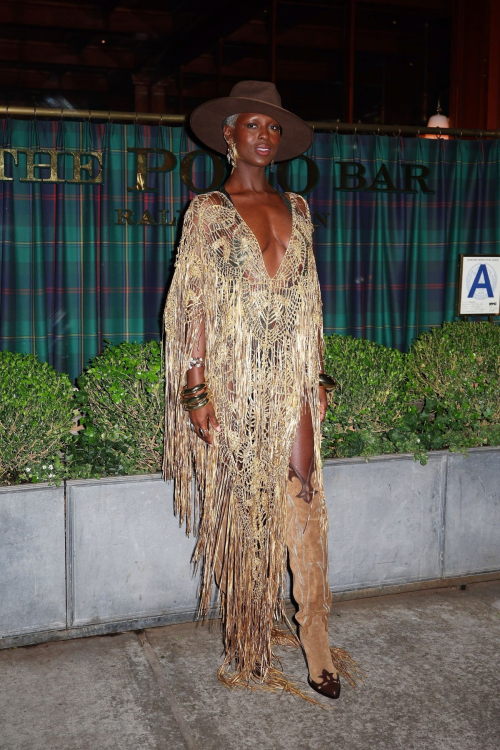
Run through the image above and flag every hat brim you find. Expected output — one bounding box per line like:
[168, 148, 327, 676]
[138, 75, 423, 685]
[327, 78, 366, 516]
[190, 96, 313, 162]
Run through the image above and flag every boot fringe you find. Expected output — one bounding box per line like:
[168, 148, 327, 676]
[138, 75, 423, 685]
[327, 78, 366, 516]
[329, 646, 367, 688]
[217, 660, 329, 708]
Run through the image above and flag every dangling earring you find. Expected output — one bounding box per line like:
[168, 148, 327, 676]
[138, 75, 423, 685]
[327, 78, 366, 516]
[269, 159, 275, 171]
[226, 141, 238, 169]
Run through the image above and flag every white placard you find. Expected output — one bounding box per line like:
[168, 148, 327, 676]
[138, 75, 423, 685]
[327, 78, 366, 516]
[459, 256, 500, 315]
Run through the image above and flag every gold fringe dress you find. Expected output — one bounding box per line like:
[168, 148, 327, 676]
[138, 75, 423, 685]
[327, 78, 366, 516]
[163, 189, 328, 691]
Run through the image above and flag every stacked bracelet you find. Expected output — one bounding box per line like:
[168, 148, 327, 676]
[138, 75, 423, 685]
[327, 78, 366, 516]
[180, 382, 211, 411]
[319, 373, 336, 392]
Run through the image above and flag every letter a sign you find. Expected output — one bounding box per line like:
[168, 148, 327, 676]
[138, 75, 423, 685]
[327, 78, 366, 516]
[459, 255, 500, 315]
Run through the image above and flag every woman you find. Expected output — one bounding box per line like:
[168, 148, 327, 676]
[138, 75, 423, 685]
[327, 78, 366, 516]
[163, 81, 360, 702]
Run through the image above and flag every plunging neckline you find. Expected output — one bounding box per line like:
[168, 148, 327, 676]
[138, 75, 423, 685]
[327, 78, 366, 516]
[216, 189, 295, 281]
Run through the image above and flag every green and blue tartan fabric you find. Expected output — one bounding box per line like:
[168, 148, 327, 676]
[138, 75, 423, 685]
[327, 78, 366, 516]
[1, 119, 499, 381]
[306, 133, 500, 350]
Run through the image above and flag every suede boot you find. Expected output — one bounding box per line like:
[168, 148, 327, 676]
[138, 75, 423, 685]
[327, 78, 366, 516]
[213, 467, 361, 697]
[286, 463, 338, 685]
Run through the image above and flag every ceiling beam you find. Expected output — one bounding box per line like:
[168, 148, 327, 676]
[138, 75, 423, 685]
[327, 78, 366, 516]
[359, 0, 449, 9]
[0, 66, 110, 92]
[0, 1, 172, 34]
[0, 38, 138, 69]
[218, 27, 445, 58]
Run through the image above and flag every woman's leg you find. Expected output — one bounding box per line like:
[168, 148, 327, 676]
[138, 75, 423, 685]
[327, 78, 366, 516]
[286, 401, 338, 682]
[214, 507, 227, 592]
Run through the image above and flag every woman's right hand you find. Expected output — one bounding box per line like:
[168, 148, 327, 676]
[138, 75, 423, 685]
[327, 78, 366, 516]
[189, 402, 220, 446]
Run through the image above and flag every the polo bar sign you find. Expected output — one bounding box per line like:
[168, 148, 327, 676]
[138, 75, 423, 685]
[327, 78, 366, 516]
[0, 147, 434, 196]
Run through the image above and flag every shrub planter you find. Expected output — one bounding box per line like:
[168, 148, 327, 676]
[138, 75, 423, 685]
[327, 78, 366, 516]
[1, 447, 499, 649]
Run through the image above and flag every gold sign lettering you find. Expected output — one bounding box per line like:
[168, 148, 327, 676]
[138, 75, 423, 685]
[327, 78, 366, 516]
[115, 209, 135, 225]
[0, 149, 18, 181]
[402, 164, 434, 194]
[334, 160, 435, 194]
[67, 151, 103, 184]
[180, 150, 225, 194]
[159, 209, 176, 226]
[0, 146, 435, 197]
[114, 208, 180, 226]
[313, 212, 330, 228]
[127, 148, 177, 192]
[277, 155, 319, 195]
[137, 210, 157, 225]
[365, 164, 398, 192]
[19, 149, 64, 183]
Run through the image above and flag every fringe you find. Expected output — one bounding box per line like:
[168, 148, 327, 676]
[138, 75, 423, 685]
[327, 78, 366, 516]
[271, 625, 301, 650]
[217, 660, 324, 707]
[216, 645, 365, 708]
[330, 647, 367, 689]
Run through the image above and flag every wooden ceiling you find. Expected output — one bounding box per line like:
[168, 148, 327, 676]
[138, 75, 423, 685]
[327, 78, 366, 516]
[0, 0, 452, 125]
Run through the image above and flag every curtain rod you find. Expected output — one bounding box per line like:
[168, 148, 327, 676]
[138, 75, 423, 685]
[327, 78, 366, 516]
[0, 105, 499, 138]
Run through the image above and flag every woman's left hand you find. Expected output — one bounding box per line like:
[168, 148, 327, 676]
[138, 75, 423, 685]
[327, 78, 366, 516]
[319, 385, 328, 423]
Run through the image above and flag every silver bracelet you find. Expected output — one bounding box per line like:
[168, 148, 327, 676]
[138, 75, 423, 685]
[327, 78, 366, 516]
[188, 356, 205, 369]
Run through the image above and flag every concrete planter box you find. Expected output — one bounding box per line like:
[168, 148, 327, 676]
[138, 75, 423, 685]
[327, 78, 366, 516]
[1, 447, 499, 648]
[0, 483, 66, 639]
[66, 475, 204, 628]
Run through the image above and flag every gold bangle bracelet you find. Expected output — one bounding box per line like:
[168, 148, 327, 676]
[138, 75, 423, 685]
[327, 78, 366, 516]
[181, 383, 207, 398]
[319, 373, 336, 392]
[183, 397, 210, 411]
[182, 389, 208, 401]
[183, 394, 209, 407]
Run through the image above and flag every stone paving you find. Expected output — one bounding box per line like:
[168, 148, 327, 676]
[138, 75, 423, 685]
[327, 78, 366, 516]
[1, 580, 499, 750]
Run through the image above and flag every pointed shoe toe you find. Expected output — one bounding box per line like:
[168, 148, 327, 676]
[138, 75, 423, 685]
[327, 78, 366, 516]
[308, 669, 341, 700]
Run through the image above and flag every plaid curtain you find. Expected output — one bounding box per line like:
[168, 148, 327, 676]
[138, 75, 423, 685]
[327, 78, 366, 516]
[1, 119, 499, 380]
[292, 132, 500, 350]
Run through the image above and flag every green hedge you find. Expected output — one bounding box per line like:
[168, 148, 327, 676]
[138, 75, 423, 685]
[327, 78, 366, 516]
[66, 341, 164, 479]
[321, 334, 407, 458]
[322, 321, 500, 464]
[395, 321, 500, 461]
[1, 322, 500, 485]
[0, 352, 75, 484]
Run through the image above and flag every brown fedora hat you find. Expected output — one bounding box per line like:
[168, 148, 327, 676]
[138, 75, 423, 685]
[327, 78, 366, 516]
[190, 80, 313, 162]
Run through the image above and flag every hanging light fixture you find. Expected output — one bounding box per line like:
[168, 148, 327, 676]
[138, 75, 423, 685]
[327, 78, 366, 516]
[424, 100, 450, 139]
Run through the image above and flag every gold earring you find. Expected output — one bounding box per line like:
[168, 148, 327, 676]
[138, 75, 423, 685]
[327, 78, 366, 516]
[227, 141, 238, 168]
